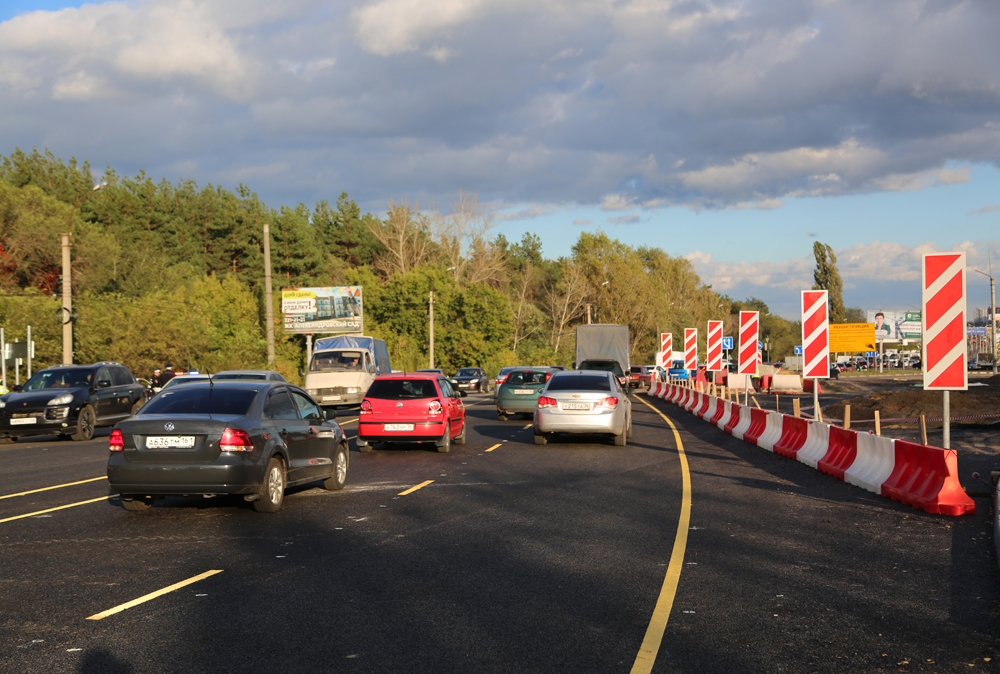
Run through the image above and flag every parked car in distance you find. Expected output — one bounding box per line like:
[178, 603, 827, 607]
[668, 360, 690, 380]
[1, 362, 147, 443]
[496, 367, 553, 421]
[451, 367, 491, 393]
[107, 381, 347, 513]
[357, 373, 467, 453]
[213, 370, 287, 382]
[533, 370, 632, 446]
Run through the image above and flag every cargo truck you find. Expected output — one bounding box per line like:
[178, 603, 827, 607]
[305, 335, 391, 408]
[575, 324, 630, 387]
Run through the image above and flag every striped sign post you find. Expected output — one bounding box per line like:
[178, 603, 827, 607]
[801, 290, 830, 379]
[738, 311, 759, 376]
[707, 321, 723, 372]
[684, 328, 698, 373]
[661, 333, 672, 360]
[922, 252, 967, 448]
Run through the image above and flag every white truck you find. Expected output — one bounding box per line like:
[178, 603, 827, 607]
[305, 335, 391, 408]
[575, 324, 630, 387]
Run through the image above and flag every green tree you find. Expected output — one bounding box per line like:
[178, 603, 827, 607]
[812, 241, 845, 323]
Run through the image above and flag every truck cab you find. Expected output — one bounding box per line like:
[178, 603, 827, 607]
[305, 336, 390, 408]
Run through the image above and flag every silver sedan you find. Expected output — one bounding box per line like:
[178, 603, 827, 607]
[532, 370, 632, 446]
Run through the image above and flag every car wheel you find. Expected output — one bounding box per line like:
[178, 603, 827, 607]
[454, 420, 466, 445]
[71, 405, 96, 441]
[121, 496, 152, 512]
[613, 426, 627, 446]
[130, 399, 144, 416]
[436, 423, 451, 453]
[253, 457, 285, 513]
[497, 411, 508, 421]
[324, 443, 348, 490]
[533, 432, 547, 445]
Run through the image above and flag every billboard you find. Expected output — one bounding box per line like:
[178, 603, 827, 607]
[866, 310, 922, 340]
[829, 323, 876, 352]
[281, 287, 363, 335]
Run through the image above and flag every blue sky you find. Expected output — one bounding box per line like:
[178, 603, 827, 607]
[2, 0, 999, 318]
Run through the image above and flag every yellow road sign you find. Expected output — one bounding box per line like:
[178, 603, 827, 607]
[829, 323, 876, 352]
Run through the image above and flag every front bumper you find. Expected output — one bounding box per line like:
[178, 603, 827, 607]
[0, 408, 78, 437]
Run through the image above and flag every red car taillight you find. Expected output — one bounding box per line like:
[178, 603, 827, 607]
[360, 400, 372, 415]
[220, 428, 253, 452]
[537, 396, 557, 408]
[428, 400, 443, 415]
[596, 396, 619, 410]
[109, 429, 124, 452]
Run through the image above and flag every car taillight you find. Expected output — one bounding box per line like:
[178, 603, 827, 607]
[537, 396, 557, 408]
[360, 400, 372, 415]
[109, 429, 124, 452]
[428, 400, 443, 415]
[544, 372, 552, 382]
[220, 428, 253, 452]
[596, 396, 619, 410]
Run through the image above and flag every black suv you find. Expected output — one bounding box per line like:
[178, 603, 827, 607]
[0, 362, 147, 443]
[450, 367, 491, 393]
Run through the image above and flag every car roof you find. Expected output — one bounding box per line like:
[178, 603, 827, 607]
[553, 370, 611, 377]
[509, 366, 554, 371]
[377, 372, 441, 380]
[164, 380, 280, 390]
[213, 370, 285, 379]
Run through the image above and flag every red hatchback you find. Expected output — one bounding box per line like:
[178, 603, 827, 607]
[357, 373, 467, 453]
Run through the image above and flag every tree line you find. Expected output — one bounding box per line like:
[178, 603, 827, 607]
[1, 147, 810, 382]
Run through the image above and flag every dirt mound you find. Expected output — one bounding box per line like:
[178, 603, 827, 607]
[824, 386, 1000, 426]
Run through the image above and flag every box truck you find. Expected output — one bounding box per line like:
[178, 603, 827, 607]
[575, 324, 630, 387]
[305, 335, 390, 408]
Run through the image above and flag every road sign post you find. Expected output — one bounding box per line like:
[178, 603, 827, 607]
[922, 252, 967, 449]
[707, 321, 723, 372]
[661, 333, 672, 362]
[802, 290, 830, 421]
[738, 312, 759, 406]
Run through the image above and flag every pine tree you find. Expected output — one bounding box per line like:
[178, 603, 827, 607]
[812, 241, 845, 323]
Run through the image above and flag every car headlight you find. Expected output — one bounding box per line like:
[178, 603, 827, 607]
[470, 378, 479, 382]
[48, 394, 74, 406]
[347, 387, 360, 394]
[307, 389, 318, 395]
[0, 401, 5, 409]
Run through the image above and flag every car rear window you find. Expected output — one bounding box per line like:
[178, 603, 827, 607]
[142, 387, 258, 416]
[366, 379, 439, 399]
[630, 366, 643, 373]
[581, 361, 624, 377]
[213, 373, 266, 380]
[546, 374, 611, 392]
[506, 370, 549, 385]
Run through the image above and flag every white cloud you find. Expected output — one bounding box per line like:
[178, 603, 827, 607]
[607, 213, 640, 224]
[497, 204, 557, 221]
[600, 193, 635, 211]
[968, 204, 1000, 216]
[572, 218, 592, 225]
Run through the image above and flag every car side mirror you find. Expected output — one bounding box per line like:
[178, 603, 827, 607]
[96, 380, 112, 388]
[12, 385, 22, 392]
[324, 408, 337, 420]
[298, 367, 305, 377]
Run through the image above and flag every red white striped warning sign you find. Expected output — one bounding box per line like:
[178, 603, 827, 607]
[801, 290, 830, 379]
[707, 320, 723, 371]
[684, 328, 698, 371]
[661, 332, 672, 356]
[922, 252, 967, 390]
[738, 311, 759, 375]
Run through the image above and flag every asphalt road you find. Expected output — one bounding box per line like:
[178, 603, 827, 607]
[1, 392, 998, 673]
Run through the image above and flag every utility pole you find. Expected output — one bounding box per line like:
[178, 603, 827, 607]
[429, 290, 435, 368]
[585, 303, 591, 324]
[263, 223, 275, 368]
[61, 183, 106, 365]
[974, 269, 997, 375]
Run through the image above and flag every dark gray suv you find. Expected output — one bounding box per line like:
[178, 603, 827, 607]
[0, 362, 147, 442]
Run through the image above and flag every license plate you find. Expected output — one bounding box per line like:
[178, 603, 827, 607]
[322, 395, 342, 401]
[562, 402, 590, 410]
[9, 417, 37, 425]
[384, 424, 414, 432]
[146, 436, 196, 449]
[513, 389, 533, 394]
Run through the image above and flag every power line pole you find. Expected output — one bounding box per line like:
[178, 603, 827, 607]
[263, 223, 275, 368]
[428, 290, 435, 368]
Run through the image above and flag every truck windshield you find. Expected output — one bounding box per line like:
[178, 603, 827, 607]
[310, 351, 364, 372]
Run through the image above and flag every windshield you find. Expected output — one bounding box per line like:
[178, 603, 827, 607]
[22, 369, 93, 391]
[142, 387, 258, 415]
[310, 351, 364, 372]
[366, 379, 438, 399]
[456, 369, 479, 377]
[546, 374, 610, 392]
[506, 370, 549, 386]
[581, 361, 624, 377]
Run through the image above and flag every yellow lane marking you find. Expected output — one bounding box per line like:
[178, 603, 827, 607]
[523, 423, 533, 429]
[87, 569, 223, 621]
[398, 480, 434, 496]
[630, 395, 692, 674]
[0, 495, 115, 524]
[485, 444, 501, 452]
[338, 418, 359, 425]
[347, 435, 357, 440]
[0, 476, 106, 500]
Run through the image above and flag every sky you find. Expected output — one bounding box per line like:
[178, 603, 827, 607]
[1, 0, 999, 318]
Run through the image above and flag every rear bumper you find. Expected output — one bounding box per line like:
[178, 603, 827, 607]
[534, 408, 623, 435]
[107, 459, 264, 495]
[496, 398, 537, 413]
[358, 420, 445, 443]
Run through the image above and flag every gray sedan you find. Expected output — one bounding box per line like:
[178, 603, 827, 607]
[532, 370, 632, 446]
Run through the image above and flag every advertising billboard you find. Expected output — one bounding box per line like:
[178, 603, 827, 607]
[866, 310, 922, 340]
[281, 287, 363, 335]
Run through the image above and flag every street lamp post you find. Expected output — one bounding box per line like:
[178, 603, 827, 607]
[974, 269, 997, 375]
[62, 183, 106, 365]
